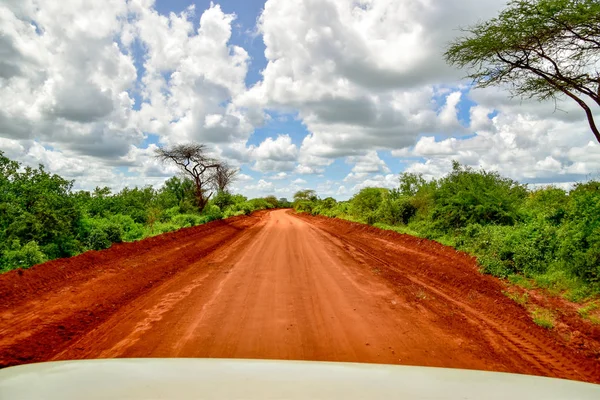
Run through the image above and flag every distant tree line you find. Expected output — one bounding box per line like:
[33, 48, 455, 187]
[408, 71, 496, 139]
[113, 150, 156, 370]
[294, 162, 600, 301]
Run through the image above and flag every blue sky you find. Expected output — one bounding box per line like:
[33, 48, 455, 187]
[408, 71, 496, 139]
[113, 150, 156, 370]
[144, 0, 481, 195]
[1, 0, 598, 199]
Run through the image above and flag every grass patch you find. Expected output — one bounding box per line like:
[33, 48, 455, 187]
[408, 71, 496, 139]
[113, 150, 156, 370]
[502, 290, 529, 306]
[532, 268, 593, 302]
[578, 302, 600, 324]
[578, 302, 598, 318]
[372, 223, 424, 238]
[507, 274, 534, 289]
[530, 308, 555, 329]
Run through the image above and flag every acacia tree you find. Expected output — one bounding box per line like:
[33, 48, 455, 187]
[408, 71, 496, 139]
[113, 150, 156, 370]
[155, 144, 223, 212]
[445, 0, 600, 143]
[213, 162, 239, 193]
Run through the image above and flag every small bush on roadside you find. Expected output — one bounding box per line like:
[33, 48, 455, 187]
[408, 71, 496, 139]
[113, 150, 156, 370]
[502, 290, 529, 306]
[172, 214, 204, 228]
[87, 228, 111, 250]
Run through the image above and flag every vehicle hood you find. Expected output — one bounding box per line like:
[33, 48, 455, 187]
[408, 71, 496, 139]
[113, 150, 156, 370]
[1, 358, 599, 399]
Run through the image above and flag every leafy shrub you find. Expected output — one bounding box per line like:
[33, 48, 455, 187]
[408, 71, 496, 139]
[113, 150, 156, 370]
[151, 222, 180, 235]
[202, 205, 223, 221]
[376, 196, 417, 225]
[223, 209, 246, 218]
[87, 228, 111, 250]
[172, 214, 199, 227]
[430, 162, 527, 231]
[2, 240, 47, 270]
[212, 191, 235, 210]
[109, 214, 144, 242]
[349, 188, 387, 222]
[103, 223, 123, 243]
[555, 182, 600, 283]
[79, 217, 123, 249]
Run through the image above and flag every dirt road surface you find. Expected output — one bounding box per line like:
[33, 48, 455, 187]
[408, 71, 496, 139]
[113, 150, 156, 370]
[1, 210, 599, 382]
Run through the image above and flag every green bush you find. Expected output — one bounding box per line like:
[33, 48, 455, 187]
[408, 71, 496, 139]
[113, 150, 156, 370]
[349, 188, 387, 223]
[87, 228, 111, 250]
[172, 214, 204, 228]
[223, 209, 246, 218]
[78, 217, 123, 249]
[301, 162, 599, 296]
[202, 204, 224, 221]
[376, 196, 416, 225]
[2, 240, 47, 271]
[430, 162, 527, 231]
[108, 214, 144, 241]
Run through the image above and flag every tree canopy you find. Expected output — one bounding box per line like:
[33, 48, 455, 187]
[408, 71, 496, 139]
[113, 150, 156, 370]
[155, 143, 230, 212]
[445, 0, 600, 143]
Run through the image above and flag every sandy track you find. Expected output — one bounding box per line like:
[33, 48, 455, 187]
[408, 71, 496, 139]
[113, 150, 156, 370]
[1, 210, 599, 382]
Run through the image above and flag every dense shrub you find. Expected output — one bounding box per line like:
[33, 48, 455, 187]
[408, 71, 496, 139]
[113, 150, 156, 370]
[430, 162, 527, 231]
[0, 151, 279, 273]
[1, 240, 47, 270]
[295, 162, 600, 296]
[172, 214, 204, 228]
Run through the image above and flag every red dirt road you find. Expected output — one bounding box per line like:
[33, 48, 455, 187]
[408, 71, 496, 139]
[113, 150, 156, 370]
[1, 210, 599, 382]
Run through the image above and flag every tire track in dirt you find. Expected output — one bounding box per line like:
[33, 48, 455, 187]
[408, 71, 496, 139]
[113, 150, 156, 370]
[0, 212, 266, 367]
[296, 213, 600, 382]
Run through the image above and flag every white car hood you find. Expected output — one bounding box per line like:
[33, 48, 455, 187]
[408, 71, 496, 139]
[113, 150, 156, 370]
[1, 358, 599, 399]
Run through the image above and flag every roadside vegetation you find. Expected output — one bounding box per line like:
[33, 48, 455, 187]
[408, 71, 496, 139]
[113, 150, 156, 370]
[293, 161, 600, 303]
[0, 151, 289, 273]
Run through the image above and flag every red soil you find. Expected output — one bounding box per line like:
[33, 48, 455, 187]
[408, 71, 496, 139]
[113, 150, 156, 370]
[1, 209, 598, 382]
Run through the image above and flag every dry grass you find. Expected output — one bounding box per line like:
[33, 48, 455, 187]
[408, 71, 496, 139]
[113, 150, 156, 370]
[531, 307, 555, 329]
[578, 302, 600, 325]
[502, 290, 529, 307]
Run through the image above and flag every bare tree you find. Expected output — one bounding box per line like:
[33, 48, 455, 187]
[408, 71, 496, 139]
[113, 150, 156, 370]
[155, 143, 222, 212]
[213, 162, 239, 192]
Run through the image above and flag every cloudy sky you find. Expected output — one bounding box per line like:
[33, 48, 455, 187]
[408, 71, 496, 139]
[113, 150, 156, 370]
[1, 0, 599, 199]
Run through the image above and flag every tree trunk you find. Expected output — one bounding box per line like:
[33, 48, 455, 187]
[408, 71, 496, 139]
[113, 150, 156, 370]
[194, 185, 212, 212]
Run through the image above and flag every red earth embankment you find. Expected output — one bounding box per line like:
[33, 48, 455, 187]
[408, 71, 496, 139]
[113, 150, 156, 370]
[1, 209, 598, 383]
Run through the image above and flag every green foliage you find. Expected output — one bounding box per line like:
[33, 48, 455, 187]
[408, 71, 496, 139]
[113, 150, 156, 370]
[264, 195, 279, 208]
[430, 162, 527, 232]
[301, 160, 600, 299]
[172, 214, 204, 228]
[375, 195, 417, 225]
[203, 204, 224, 221]
[2, 240, 47, 271]
[531, 307, 555, 329]
[0, 152, 274, 273]
[212, 190, 235, 210]
[445, 0, 600, 143]
[349, 188, 388, 224]
[398, 172, 426, 196]
[502, 290, 529, 307]
[556, 182, 600, 283]
[78, 217, 124, 250]
[293, 189, 318, 213]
